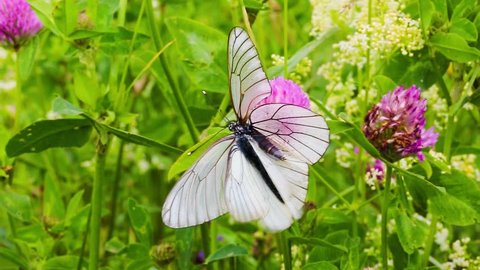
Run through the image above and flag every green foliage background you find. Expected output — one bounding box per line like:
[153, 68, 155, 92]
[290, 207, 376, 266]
[0, 0, 479, 269]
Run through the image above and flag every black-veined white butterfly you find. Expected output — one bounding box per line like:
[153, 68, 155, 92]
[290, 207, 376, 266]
[162, 27, 330, 232]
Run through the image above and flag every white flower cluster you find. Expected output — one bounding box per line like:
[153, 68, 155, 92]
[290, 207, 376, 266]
[317, 3, 424, 113]
[422, 85, 449, 130]
[443, 237, 477, 269]
[335, 142, 356, 168]
[451, 154, 480, 180]
[434, 222, 450, 252]
[365, 166, 383, 190]
[270, 54, 312, 84]
[310, 0, 367, 38]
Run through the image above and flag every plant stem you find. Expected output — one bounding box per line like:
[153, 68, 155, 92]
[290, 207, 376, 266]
[14, 52, 22, 132]
[201, 223, 211, 258]
[277, 231, 292, 270]
[283, 0, 288, 78]
[422, 215, 437, 268]
[89, 140, 108, 270]
[381, 165, 392, 270]
[363, 0, 373, 115]
[145, 0, 199, 142]
[107, 139, 125, 240]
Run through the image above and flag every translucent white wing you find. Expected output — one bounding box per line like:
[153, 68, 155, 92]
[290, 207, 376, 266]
[228, 27, 271, 122]
[225, 144, 269, 222]
[162, 136, 235, 228]
[250, 103, 330, 164]
[224, 137, 309, 232]
[250, 138, 310, 231]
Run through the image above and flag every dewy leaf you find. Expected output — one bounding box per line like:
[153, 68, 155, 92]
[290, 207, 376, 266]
[127, 198, 153, 247]
[205, 244, 248, 264]
[6, 119, 93, 157]
[52, 97, 84, 116]
[430, 32, 480, 63]
[165, 17, 227, 93]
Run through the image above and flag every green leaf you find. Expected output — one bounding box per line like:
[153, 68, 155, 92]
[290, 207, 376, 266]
[127, 243, 150, 260]
[175, 228, 194, 270]
[126, 259, 157, 270]
[44, 175, 66, 221]
[43, 255, 81, 270]
[0, 247, 29, 269]
[52, 97, 84, 116]
[373, 75, 397, 96]
[74, 69, 100, 108]
[403, 167, 479, 225]
[205, 244, 248, 264]
[29, 0, 63, 37]
[302, 261, 338, 270]
[450, 18, 478, 41]
[451, 0, 476, 21]
[168, 127, 231, 179]
[127, 198, 153, 247]
[336, 115, 381, 159]
[394, 211, 427, 254]
[418, 0, 435, 34]
[388, 233, 409, 270]
[105, 237, 127, 254]
[99, 122, 182, 154]
[327, 120, 353, 135]
[430, 33, 480, 63]
[267, 28, 338, 77]
[17, 37, 39, 81]
[289, 236, 348, 252]
[65, 190, 85, 222]
[0, 190, 33, 222]
[6, 119, 93, 157]
[165, 18, 227, 93]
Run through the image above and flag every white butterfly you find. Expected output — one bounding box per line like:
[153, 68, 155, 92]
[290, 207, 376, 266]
[162, 27, 330, 232]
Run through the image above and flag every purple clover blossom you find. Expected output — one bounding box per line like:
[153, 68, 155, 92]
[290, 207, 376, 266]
[0, 0, 43, 50]
[195, 250, 205, 264]
[256, 77, 311, 109]
[363, 85, 438, 162]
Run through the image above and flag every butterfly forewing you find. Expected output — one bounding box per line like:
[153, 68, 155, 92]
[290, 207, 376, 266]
[162, 136, 235, 228]
[228, 27, 271, 122]
[250, 103, 330, 164]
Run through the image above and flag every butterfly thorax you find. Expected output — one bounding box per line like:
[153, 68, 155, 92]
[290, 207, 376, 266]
[228, 121, 252, 136]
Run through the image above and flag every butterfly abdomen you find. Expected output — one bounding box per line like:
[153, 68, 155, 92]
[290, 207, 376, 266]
[235, 134, 285, 203]
[251, 130, 285, 160]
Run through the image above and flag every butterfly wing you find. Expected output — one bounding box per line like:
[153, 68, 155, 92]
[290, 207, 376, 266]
[225, 144, 270, 222]
[249, 138, 309, 231]
[250, 103, 330, 164]
[162, 136, 235, 228]
[228, 27, 271, 122]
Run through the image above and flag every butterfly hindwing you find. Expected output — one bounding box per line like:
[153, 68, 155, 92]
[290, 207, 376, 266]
[228, 27, 271, 122]
[162, 136, 235, 228]
[250, 103, 330, 164]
